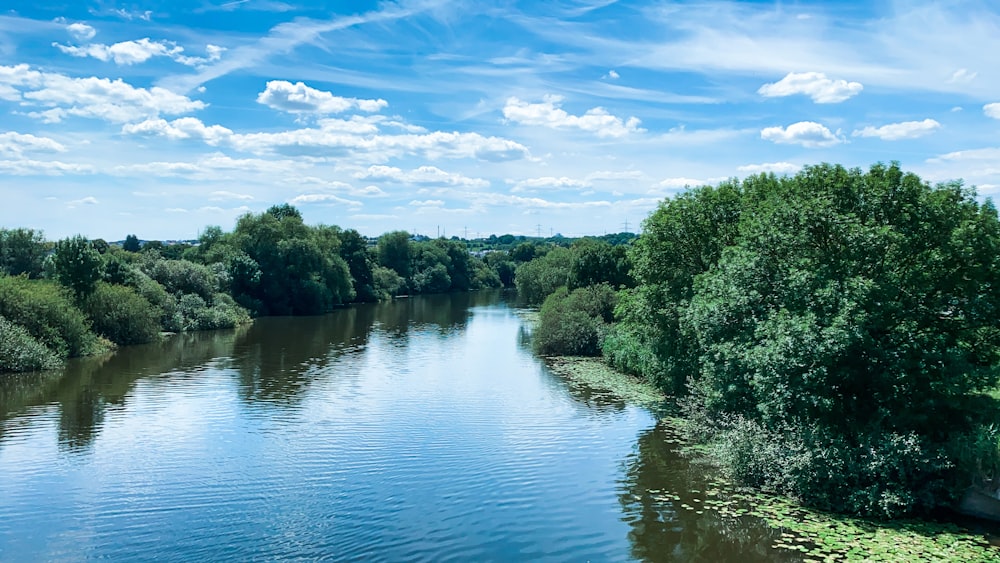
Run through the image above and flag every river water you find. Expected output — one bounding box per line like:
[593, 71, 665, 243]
[0, 291, 790, 561]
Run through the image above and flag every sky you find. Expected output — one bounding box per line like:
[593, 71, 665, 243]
[1, 0, 998, 241]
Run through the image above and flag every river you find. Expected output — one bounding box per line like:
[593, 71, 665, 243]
[0, 291, 808, 561]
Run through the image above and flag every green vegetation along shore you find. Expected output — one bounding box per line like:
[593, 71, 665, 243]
[521, 162, 1000, 524]
[1, 203, 633, 374]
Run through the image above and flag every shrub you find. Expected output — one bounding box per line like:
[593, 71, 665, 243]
[0, 275, 96, 358]
[714, 417, 954, 518]
[0, 314, 60, 372]
[533, 284, 617, 356]
[141, 257, 217, 301]
[82, 282, 161, 345]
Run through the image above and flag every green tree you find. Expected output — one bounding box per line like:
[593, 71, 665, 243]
[377, 231, 412, 281]
[0, 228, 47, 278]
[122, 234, 141, 252]
[514, 246, 575, 305]
[619, 162, 1000, 517]
[229, 206, 353, 315]
[339, 228, 378, 302]
[52, 235, 104, 303]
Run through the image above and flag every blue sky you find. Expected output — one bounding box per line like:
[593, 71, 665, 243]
[1, 0, 998, 240]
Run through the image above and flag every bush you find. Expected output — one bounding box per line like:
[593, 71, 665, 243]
[0, 275, 96, 358]
[82, 282, 161, 345]
[714, 417, 954, 518]
[141, 257, 217, 301]
[0, 314, 60, 372]
[533, 284, 617, 356]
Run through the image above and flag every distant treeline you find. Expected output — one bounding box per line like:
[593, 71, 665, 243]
[0, 203, 635, 373]
[523, 162, 1000, 519]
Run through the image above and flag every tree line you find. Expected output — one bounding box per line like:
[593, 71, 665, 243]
[3, 204, 629, 374]
[524, 162, 1000, 519]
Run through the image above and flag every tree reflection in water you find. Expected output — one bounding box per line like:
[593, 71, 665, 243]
[618, 419, 798, 562]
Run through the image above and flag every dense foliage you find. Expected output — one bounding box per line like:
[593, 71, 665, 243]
[533, 284, 618, 356]
[601, 163, 1000, 517]
[6, 204, 594, 374]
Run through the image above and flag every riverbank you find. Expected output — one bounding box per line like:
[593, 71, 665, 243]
[529, 329, 1000, 561]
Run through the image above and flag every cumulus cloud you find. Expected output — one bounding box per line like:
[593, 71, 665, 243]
[112, 154, 304, 178]
[355, 165, 489, 188]
[503, 95, 643, 137]
[852, 119, 941, 140]
[1, 64, 204, 123]
[737, 162, 801, 174]
[0, 132, 67, 157]
[409, 199, 445, 207]
[288, 193, 362, 206]
[122, 117, 233, 144]
[54, 38, 224, 67]
[66, 22, 97, 41]
[985, 103, 1000, 120]
[656, 177, 705, 189]
[210, 190, 254, 201]
[604, 69, 620, 80]
[257, 80, 388, 114]
[758, 72, 863, 103]
[510, 176, 590, 192]
[760, 121, 844, 148]
[228, 127, 530, 162]
[54, 38, 181, 65]
[0, 159, 96, 175]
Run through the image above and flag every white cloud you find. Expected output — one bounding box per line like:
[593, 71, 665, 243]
[511, 176, 590, 192]
[760, 121, 844, 148]
[758, 72, 863, 103]
[112, 154, 305, 178]
[0, 159, 96, 175]
[985, 103, 1000, 120]
[656, 177, 705, 189]
[355, 165, 489, 188]
[123, 117, 233, 144]
[0, 132, 67, 157]
[210, 190, 254, 201]
[737, 162, 801, 175]
[1, 64, 205, 123]
[54, 38, 182, 65]
[228, 127, 530, 162]
[174, 45, 227, 66]
[66, 23, 97, 41]
[586, 170, 644, 181]
[257, 80, 387, 114]
[503, 95, 643, 137]
[929, 147, 1000, 163]
[604, 69, 620, 80]
[852, 119, 941, 140]
[54, 38, 224, 67]
[409, 199, 445, 207]
[288, 193, 362, 206]
[67, 196, 99, 207]
[948, 68, 977, 84]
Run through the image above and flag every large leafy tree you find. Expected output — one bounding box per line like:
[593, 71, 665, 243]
[229, 205, 354, 315]
[618, 163, 1000, 516]
[0, 228, 48, 278]
[377, 231, 412, 281]
[52, 235, 103, 303]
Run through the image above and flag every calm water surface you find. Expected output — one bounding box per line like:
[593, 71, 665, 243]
[0, 291, 789, 561]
